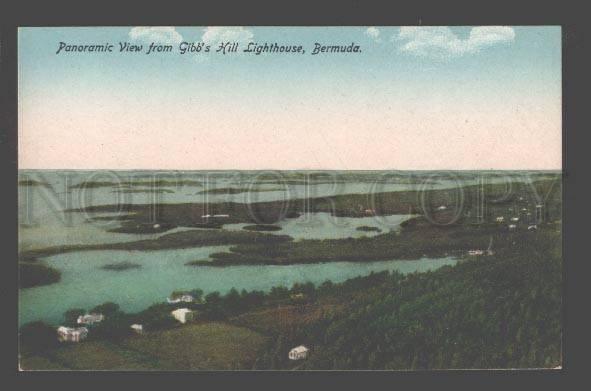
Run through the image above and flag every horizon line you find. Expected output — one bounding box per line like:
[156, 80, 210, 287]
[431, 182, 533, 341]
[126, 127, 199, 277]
[17, 168, 563, 172]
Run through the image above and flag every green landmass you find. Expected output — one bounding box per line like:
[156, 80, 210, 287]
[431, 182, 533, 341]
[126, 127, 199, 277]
[23, 178, 560, 268]
[69, 177, 560, 229]
[197, 187, 285, 195]
[113, 188, 175, 194]
[19, 263, 61, 288]
[19, 229, 292, 260]
[69, 179, 202, 189]
[106, 222, 177, 234]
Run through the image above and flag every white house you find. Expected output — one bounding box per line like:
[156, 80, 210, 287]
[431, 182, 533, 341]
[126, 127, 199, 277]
[495, 217, 505, 223]
[167, 294, 194, 304]
[171, 308, 193, 324]
[57, 326, 88, 342]
[288, 345, 309, 360]
[201, 214, 211, 218]
[468, 250, 485, 256]
[213, 214, 230, 218]
[77, 313, 104, 325]
[291, 293, 305, 301]
[130, 324, 143, 334]
[508, 224, 517, 230]
[528, 225, 538, 231]
[153, 224, 161, 229]
[510, 217, 519, 222]
[436, 205, 447, 211]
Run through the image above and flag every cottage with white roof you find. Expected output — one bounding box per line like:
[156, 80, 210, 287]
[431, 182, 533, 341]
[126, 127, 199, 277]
[57, 326, 89, 342]
[289, 345, 309, 360]
[130, 324, 143, 334]
[171, 308, 194, 324]
[167, 294, 194, 304]
[77, 313, 104, 325]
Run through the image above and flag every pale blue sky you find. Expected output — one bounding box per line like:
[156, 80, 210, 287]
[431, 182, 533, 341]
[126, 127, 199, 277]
[18, 27, 562, 170]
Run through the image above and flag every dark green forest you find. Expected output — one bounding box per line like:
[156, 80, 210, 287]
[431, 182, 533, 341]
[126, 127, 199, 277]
[253, 227, 562, 369]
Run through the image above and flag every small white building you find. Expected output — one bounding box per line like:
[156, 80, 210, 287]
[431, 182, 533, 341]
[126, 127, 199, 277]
[508, 224, 517, 230]
[201, 214, 211, 218]
[510, 217, 519, 222]
[528, 225, 538, 231]
[495, 217, 505, 223]
[291, 293, 305, 301]
[289, 345, 309, 360]
[77, 313, 104, 325]
[167, 294, 194, 304]
[130, 324, 143, 334]
[57, 326, 88, 342]
[213, 214, 230, 218]
[436, 205, 447, 211]
[468, 250, 485, 256]
[153, 224, 161, 229]
[171, 308, 194, 324]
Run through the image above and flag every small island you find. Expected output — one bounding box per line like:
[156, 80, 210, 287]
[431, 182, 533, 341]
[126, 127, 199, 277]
[197, 187, 284, 195]
[185, 259, 213, 266]
[113, 188, 175, 194]
[100, 261, 142, 271]
[18, 179, 51, 188]
[242, 224, 283, 232]
[356, 226, 382, 232]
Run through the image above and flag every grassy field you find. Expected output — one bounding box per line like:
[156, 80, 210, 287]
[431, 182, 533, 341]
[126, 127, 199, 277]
[231, 302, 343, 335]
[119, 322, 269, 370]
[21, 322, 269, 370]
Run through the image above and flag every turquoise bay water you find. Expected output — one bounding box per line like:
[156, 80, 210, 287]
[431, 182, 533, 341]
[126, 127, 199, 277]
[19, 245, 457, 325]
[223, 212, 413, 240]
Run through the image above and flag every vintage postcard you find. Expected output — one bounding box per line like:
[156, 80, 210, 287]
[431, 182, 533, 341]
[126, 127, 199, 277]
[17, 26, 562, 370]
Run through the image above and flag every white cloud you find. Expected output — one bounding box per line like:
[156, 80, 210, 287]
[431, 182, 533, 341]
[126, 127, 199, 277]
[396, 26, 515, 59]
[129, 27, 183, 45]
[365, 27, 380, 41]
[201, 27, 254, 45]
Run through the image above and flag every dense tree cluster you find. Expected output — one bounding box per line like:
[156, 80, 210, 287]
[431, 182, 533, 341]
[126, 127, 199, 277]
[256, 230, 562, 369]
